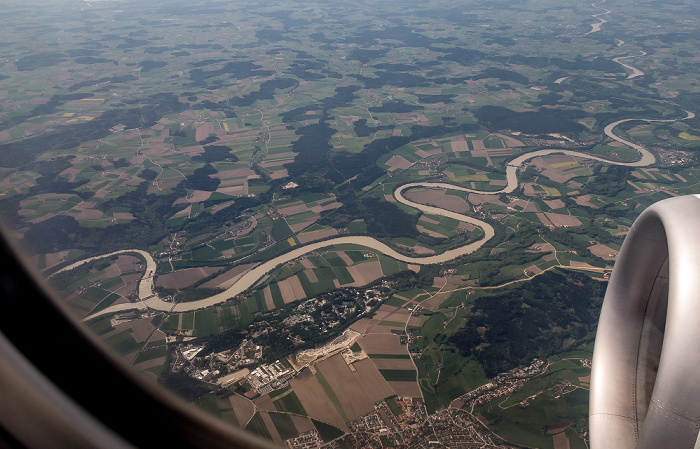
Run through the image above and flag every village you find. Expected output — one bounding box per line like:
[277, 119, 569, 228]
[171, 327, 578, 448]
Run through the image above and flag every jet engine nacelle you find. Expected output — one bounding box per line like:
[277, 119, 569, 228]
[590, 194, 700, 448]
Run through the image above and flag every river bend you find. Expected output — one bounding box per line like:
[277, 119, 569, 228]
[73, 112, 692, 318]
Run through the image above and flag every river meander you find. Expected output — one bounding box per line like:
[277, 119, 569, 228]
[65, 112, 692, 318]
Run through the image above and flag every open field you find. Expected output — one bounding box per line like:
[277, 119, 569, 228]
[289, 368, 349, 432]
[358, 334, 409, 355]
[6, 0, 700, 446]
[157, 267, 220, 289]
[316, 355, 395, 422]
[229, 395, 255, 427]
[346, 261, 384, 286]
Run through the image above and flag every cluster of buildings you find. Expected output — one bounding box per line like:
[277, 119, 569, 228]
[245, 360, 295, 395]
[227, 339, 262, 367]
[329, 396, 521, 449]
[217, 219, 254, 239]
[284, 429, 323, 449]
[283, 313, 314, 327]
[333, 397, 427, 448]
[172, 339, 264, 382]
[168, 343, 204, 374]
[425, 408, 517, 448]
[472, 204, 488, 219]
[656, 148, 695, 166]
[457, 358, 546, 408]
[552, 380, 575, 399]
[413, 158, 444, 174]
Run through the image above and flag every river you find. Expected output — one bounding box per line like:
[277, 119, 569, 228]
[74, 112, 692, 318]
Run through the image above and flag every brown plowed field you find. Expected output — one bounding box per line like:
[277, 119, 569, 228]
[367, 324, 394, 334]
[216, 185, 246, 196]
[347, 261, 383, 286]
[408, 316, 422, 327]
[229, 394, 255, 427]
[553, 432, 571, 449]
[195, 123, 213, 141]
[405, 189, 470, 213]
[358, 334, 408, 355]
[269, 168, 289, 179]
[290, 415, 315, 434]
[544, 212, 582, 227]
[337, 251, 354, 266]
[298, 228, 337, 244]
[290, 368, 348, 431]
[254, 394, 276, 412]
[544, 199, 566, 209]
[451, 140, 470, 152]
[279, 204, 309, 216]
[260, 412, 283, 443]
[588, 243, 617, 260]
[388, 381, 422, 397]
[114, 274, 140, 297]
[278, 276, 306, 303]
[373, 304, 409, 322]
[316, 355, 394, 422]
[157, 267, 220, 289]
[385, 155, 412, 171]
[289, 219, 316, 233]
[300, 258, 315, 269]
[304, 269, 318, 283]
[371, 358, 416, 370]
[199, 263, 256, 289]
[349, 318, 374, 334]
[263, 286, 275, 310]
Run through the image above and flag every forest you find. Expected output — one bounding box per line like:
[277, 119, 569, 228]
[449, 270, 605, 377]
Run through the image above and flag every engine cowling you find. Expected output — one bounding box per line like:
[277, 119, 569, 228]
[590, 194, 700, 448]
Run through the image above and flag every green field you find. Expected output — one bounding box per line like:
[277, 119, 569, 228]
[312, 419, 345, 443]
[383, 296, 407, 307]
[245, 412, 272, 440]
[91, 293, 122, 314]
[385, 397, 403, 416]
[333, 266, 355, 285]
[87, 318, 114, 336]
[269, 412, 298, 441]
[379, 369, 418, 382]
[133, 345, 167, 364]
[273, 391, 307, 416]
[269, 283, 285, 308]
[194, 308, 219, 336]
[104, 330, 141, 356]
[7, 0, 700, 445]
[181, 312, 195, 330]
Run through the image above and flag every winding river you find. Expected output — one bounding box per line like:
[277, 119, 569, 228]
[70, 111, 693, 319]
[613, 52, 646, 79]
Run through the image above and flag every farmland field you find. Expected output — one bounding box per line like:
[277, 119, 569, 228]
[5, 0, 700, 446]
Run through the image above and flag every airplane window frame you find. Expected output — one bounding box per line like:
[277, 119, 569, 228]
[0, 229, 278, 449]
